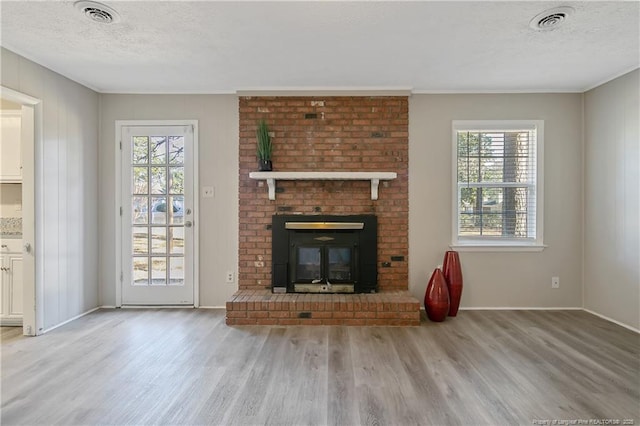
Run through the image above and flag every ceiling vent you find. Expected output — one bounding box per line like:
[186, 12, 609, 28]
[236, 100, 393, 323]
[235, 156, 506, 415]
[529, 6, 574, 31]
[74, 1, 121, 24]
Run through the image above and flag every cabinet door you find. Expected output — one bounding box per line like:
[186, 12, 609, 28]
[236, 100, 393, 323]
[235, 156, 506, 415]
[0, 113, 22, 182]
[7, 255, 23, 316]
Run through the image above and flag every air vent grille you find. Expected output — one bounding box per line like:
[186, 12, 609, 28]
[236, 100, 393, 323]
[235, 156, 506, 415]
[529, 6, 574, 31]
[74, 1, 121, 24]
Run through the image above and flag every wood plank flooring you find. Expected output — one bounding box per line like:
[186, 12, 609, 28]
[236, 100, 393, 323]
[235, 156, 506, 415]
[1, 309, 638, 425]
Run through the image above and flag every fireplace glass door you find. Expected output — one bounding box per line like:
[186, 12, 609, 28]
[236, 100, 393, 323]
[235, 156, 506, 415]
[296, 247, 322, 281]
[291, 233, 357, 293]
[328, 247, 352, 281]
[295, 246, 353, 283]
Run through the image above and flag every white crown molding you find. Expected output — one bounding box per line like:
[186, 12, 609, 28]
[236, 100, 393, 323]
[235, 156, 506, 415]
[412, 88, 583, 94]
[236, 87, 413, 97]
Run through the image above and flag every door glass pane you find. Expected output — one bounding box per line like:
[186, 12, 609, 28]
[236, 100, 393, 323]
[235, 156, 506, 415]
[132, 197, 148, 224]
[125, 127, 190, 302]
[132, 137, 148, 164]
[169, 195, 184, 224]
[169, 227, 184, 255]
[296, 247, 321, 281]
[150, 137, 167, 164]
[169, 167, 184, 195]
[169, 136, 184, 165]
[151, 227, 166, 254]
[132, 167, 148, 194]
[328, 247, 352, 281]
[151, 196, 167, 224]
[170, 257, 184, 286]
[151, 257, 167, 285]
[132, 227, 148, 255]
[150, 167, 166, 194]
[133, 257, 149, 285]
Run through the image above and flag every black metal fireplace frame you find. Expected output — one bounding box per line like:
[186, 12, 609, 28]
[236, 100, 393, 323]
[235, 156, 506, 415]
[272, 214, 378, 294]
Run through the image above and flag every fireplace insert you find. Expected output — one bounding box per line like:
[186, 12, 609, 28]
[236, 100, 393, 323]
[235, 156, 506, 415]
[272, 215, 377, 293]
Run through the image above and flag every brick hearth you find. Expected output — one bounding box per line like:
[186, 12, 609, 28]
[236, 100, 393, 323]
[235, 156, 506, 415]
[226, 290, 420, 326]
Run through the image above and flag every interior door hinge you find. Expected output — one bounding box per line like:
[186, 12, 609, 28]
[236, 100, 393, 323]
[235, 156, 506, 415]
[120, 206, 123, 216]
[120, 271, 123, 282]
[119, 140, 122, 150]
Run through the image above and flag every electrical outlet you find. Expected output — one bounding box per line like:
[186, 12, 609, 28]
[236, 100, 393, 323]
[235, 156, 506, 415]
[225, 271, 234, 283]
[551, 276, 560, 289]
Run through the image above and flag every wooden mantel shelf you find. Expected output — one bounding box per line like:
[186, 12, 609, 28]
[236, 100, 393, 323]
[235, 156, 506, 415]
[249, 171, 397, 200]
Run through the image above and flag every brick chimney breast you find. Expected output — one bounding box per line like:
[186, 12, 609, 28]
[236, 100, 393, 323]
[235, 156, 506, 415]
[238, 96, 409, 292]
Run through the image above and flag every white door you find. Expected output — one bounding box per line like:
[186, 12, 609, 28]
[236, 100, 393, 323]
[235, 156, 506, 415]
[121, 125, 195, 305]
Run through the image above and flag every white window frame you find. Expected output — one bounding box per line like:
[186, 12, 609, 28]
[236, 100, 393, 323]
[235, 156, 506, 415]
[451, 120, 545, 252]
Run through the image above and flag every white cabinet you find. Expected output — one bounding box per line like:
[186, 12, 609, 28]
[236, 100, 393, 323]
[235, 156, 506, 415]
[1, 240, 22, 325]
[0, 112, 22, 182]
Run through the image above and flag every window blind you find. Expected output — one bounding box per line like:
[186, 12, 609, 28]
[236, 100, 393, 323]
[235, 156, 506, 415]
[455, 125, 538, 242]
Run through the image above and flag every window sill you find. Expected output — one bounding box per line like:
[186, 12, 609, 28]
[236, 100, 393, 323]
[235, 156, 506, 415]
[450, 244, 547, 253]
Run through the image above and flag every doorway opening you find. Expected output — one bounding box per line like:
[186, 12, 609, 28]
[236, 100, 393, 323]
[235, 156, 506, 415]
[1, 86, 42, 335]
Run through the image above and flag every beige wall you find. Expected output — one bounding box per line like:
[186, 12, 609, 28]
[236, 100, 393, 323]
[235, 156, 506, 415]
[409, 94, 584, 308]
[98, 94, 239, 307]
[584, 69, 640, 330]
[1, 47, 100, 330]
[99, 93, 586, 309]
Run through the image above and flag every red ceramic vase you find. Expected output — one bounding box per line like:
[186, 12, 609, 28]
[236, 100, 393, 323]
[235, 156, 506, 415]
[442, 250, 463, 317]
[424, 268, 450, 322]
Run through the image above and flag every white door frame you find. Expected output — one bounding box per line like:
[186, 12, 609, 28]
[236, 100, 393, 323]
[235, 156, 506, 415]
[1, 85, 42, 336]
[115, 120, 199, 307]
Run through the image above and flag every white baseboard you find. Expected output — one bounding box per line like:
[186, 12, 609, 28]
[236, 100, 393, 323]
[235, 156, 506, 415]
[101, 305, 225, 310]
[419, 306, 583, 311]
[120, 305, 195, 309]
[458, 307, 583, 311]
[99, 305, 227, 309]
[583, 308, 640, 334]
[40, 307, 100, 334]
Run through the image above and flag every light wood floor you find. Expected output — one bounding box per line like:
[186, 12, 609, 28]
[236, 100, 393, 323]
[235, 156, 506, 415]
[1, 309, 638, 425]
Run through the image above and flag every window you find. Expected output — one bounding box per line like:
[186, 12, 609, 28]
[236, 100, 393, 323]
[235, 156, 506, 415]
[452, 120, 544, 251]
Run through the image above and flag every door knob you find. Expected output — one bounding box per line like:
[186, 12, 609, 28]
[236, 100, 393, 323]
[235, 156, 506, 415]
[184, 221, 193, 228]
[24, 243, 32, 254]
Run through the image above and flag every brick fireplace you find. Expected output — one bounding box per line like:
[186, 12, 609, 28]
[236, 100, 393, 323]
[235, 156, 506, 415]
[226, 96, 420, 325]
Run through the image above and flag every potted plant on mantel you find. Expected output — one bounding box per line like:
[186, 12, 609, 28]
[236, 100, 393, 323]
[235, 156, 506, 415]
[256, 119, 273, 171]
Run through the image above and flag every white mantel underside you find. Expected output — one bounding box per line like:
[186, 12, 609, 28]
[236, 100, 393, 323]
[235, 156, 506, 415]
[249, 171, 397, 200]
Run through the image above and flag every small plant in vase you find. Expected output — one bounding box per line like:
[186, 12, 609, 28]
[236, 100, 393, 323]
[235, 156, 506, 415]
[256, 119, 273, 171]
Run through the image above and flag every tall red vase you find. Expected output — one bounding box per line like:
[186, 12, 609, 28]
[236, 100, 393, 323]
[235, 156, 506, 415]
[424, 268, 450, 322]
[442, 250, 463, 317]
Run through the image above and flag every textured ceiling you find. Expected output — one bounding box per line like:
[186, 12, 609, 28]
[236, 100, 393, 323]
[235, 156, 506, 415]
[1, 1, 638, 93]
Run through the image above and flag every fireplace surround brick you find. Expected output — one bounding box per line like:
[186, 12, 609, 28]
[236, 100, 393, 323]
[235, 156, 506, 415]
[233, 95, 416, 325]
[238, 96, 408, 291]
